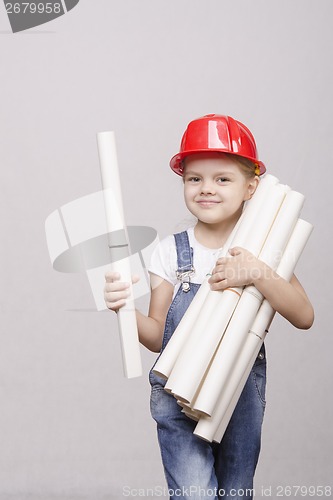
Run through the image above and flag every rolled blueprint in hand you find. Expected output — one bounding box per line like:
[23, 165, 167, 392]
[97, 131, 142, 379]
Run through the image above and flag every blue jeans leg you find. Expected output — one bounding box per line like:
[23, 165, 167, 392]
[150, 354, 266, 500]
[150, 386, 218, 500]
[213, 356, 266, 500]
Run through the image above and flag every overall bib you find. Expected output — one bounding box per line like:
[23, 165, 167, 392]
[149, 231, 266, 500]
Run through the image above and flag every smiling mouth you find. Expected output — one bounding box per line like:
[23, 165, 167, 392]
[196, 200, 221, 206]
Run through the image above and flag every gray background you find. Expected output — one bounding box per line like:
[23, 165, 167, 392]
[1, 1, 332, 499]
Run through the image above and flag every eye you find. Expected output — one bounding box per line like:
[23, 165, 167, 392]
[217, 177, 230, 183]
[186, 176, 201, 183]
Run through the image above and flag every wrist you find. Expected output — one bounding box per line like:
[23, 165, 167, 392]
[251, 259, 270, 285]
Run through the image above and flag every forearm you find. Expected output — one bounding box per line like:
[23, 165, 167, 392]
[253, 261, 314, 330]
[210, 248, 314, 330]
[135, 309, 164, 353]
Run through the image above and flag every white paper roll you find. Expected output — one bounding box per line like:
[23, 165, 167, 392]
[212, 339, 261, 443]
[212, 222, 313, 441]
[97, 132, 126, 234]
[191, 188, 304, 416]
[177, 401, 201, 421]
[166, 183, 287, 405]
[165, 289, 241, 402]
[227, 175, 280, 249]
[153, 217, 242, 380]
[97, 131, 142, 379]
[275, 219, 313, 283]
[191, 286, 263, 416]
[194, 219, 313, 442]
[234, 183, 289, 253]
[258, 190, 305, 269]
[153, 279, 211, 381]
[195, 339, 261, 443]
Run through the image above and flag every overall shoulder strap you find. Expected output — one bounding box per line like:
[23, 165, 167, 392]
[173, 231, 195, 292]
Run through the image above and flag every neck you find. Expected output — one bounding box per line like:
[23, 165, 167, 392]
[194, 210, 242, 249]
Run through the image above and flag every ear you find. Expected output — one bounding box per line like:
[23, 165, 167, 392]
[244, 176, 259, 201]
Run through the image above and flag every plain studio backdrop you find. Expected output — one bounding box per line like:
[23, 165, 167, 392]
[0, 1, 332, 499]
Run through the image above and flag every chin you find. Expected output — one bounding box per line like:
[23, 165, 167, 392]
[199, 215, 224, 225]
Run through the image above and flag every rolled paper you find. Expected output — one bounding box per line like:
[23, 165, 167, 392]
[276, 219, 314, 282]
[191, 286, 263, 416]
[194, 219, 313, 442]
[85, 227, 158, 311]
[165, 289, 241, 401]
[258, 190, 305, 269]
[153, 225, 238, 383]
[177, 401, 201, 421]
[225, 175, 280, 249]
[182, 409, 200, 421]
[153, 175, 280, 381]
[164, 182, 287, 404]
[192, 189, 305, 416]
[154, 211, 242, 382]
[212, 341, 261, 443]
[212, 222, 313, 441]
[97, 131, 142, 379]
[195, 341, 261, 442]
[230, 183, 289, 252]
[154, 279, 211, 382]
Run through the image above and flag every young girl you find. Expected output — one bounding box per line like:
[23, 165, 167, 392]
[104, 115, 314, 500]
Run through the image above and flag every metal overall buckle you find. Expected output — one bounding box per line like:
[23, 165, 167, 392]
[176, 266, 195, 292]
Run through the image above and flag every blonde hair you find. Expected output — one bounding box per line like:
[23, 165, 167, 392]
[225, 154, 259, 179]
[181, 152, 260, 180]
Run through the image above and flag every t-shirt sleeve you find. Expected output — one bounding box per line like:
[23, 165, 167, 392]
[147, 234, 178, 286]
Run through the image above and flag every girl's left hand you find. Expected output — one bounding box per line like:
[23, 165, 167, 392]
[208, 247, 264, 290]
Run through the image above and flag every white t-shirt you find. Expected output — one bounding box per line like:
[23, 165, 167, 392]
[148, 226, 225, 294]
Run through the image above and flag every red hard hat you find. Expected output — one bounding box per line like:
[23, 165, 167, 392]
[170, 114, 266, 176]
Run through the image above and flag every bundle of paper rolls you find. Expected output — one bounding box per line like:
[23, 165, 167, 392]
[152, 174, 313, 443]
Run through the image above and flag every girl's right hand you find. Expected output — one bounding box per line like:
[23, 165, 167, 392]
[104, 271, 139, 312]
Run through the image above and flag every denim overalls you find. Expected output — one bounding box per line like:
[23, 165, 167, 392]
[149, 231, 266, 500]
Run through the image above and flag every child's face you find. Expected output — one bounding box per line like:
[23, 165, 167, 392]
[183, 153, 258, 227]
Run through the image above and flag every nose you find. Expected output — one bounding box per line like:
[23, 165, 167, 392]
[200, 179, 216, 195]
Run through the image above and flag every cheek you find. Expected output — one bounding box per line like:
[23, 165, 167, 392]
[183, 188, 191, 207]
[184, 193, 194, 210]
[184, 185, 196, 200]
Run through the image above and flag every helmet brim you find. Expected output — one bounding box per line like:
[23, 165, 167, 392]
[170, 149, 266, 176]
